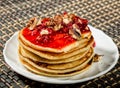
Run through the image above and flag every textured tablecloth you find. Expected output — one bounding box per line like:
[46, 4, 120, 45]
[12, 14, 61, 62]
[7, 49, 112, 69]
[0, 0, 120, 88]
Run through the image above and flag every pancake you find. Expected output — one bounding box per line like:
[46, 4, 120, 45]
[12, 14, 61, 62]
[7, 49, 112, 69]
[19, 46, 90, 64]
[18, 36, 94, 60]
[19, 57, 93, 77]
[46, 48, 94, 70]
[19, 29, 92, 53]
[18, 47, 94, 73]
[18, 32, 92, 53]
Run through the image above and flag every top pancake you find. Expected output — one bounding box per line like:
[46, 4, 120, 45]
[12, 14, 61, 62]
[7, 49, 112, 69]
[18, 36, 94, 60]
[19, 30, 92, 53]
[19, 13, 93, 53]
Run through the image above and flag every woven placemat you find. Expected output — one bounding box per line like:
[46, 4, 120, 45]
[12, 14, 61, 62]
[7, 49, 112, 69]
[0, 0, 120, 88]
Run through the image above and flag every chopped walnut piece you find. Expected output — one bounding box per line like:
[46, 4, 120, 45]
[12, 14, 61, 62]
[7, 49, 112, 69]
[69, 29, 81, 40]
[27, 17, 37, 30]
[69, 24, 81, 40]
[63, 13, 69, 18]
[69, 29, 76, 39]
[46, 19, 56, 26]
[54, 15, 63, 24]
[63, 13, 72, 24]
[73, 24, 79, 29]
[37, 18, 42, 25]
[40, 29, 49, 35]
[26, 18, 34, 27]
[78, 19, 82, 24]
[54, 24, 63, 31]
[93, 54, 103, 62]
[69, 13, 75, 19]
[63, 18, 70, 24]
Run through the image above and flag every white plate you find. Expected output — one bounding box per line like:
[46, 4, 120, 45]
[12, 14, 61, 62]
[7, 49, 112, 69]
[3, 25, 119, 84]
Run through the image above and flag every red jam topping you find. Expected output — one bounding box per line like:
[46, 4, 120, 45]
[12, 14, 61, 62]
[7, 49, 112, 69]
[23, 28, 76, 49]
[22, 13, 90, 49]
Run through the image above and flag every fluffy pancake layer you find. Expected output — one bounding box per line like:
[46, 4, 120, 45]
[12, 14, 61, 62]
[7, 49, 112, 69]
[19, 46, 90, 64]
[18, 40, 94, 76]
[18, 34, 94, 60]
[19, 47, 94, 71]
[19, 58, 92, 77]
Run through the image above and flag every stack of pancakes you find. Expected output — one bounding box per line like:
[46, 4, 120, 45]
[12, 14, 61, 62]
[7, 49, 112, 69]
[18, 13, 96, 77]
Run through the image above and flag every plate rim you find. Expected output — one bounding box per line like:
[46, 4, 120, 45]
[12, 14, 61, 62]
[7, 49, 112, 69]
[3, 25, 119, 84]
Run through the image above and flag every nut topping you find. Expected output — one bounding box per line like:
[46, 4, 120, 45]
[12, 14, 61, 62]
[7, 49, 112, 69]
[69, 13, 75, 19]
[93, 54, 103, 62]
[54, 15, 63, 24]
[63, 18, 70, 24]
[69, 24, 81, 40]
[27, 17, 37, 30]
[54, 24, 63, 31]
[26, 13, 89, 40]
[40, 29, 49, 35]
[78, 19, 82, 24]
[46, 19, 56, 26]
[37, 18, 42, 25]
[73, 24, 79, 29]
[63, 13, 72, 24]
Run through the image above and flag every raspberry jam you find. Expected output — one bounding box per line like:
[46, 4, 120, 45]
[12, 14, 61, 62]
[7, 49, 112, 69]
[22, 28, 75, 49]
[22, 13, 90, 49]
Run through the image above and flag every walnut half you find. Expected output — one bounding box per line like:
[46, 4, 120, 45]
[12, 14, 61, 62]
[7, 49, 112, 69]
[26, 17, 37, 30]
[54, 24, 63, 31]
[69, 24, 81, 40]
